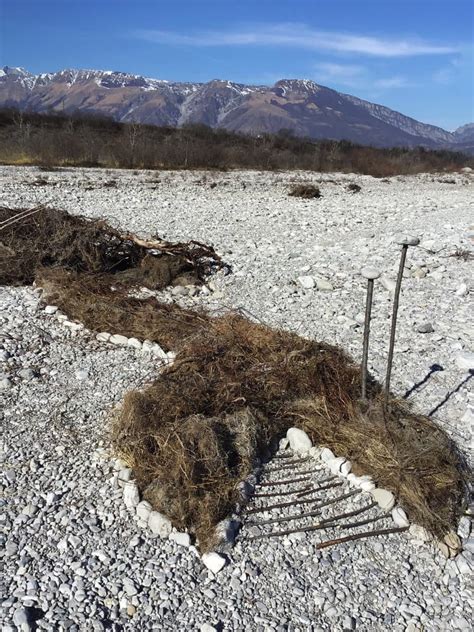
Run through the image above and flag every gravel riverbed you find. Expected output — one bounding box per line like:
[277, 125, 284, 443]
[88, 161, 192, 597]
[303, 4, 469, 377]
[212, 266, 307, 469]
[1, 166, 473, 631]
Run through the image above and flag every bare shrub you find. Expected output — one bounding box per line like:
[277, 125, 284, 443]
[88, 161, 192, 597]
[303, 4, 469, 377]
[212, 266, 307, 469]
[288, 183, 321, 198]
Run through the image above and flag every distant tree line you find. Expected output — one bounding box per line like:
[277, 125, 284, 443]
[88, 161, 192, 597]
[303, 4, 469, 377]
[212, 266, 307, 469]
[0, 108, 471, 176]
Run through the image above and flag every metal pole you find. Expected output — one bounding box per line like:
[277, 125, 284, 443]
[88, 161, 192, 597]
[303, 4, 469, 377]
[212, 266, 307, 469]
[360, 267, 380, 401]
[384, 235, 419, 405]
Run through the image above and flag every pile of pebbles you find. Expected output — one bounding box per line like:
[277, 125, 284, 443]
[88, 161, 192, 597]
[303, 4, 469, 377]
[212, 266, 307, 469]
[1, 166, 473, 631]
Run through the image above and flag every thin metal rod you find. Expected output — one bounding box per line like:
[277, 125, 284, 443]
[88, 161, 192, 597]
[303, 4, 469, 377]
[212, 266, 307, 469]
[384, 245, 408, 403]
[316, 526, 409, 550]
[246, 485, 353, 516]
[361, 279, 374, 400]
[247, 498, 374, 528]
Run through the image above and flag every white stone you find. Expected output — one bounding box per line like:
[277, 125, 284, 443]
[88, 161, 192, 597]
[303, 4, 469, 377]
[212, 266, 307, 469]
[371, 488, 395, 511]
[394, 234, 420, 246]
[327, 457, 351, 476]
[201, 552, 226, 574]
[436, 530, 461, 558]
[148, 511, 172, 537]
[279, 437, 289, 451]
[110, 334, 129, 346]
[96, 332, 111, 342]
[320, 447, 335, 463]
[152, 343, 167, 359]
[63, 320, 83, 331]
[123, 482, 140, 509]
[127, 337, 142, 349]
[456, 351, 474, 370]
[44, 305, 58, 314]
[309, 446, 322, 459]
[392, 506, 410, 528]
[456, 553, 473, 575]
[316, 278, 334, 291]
[455, 283, 468, 297]
[167, 351, 176, 362]
[169, 532, 191, 547]
[200, 624, 217, 632]
[358, 476, 376, 492]
[136, 500, 152, 521]
[75, 369, 89, 381]
[286, 427, 312, 454]
[409, 524, 431, 542]
[360, 266, 380, 280]
[297, 275, 315, 289]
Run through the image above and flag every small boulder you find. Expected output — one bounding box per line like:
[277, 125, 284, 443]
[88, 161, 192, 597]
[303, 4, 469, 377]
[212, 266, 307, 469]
[297, 276, 315, 290]
[320, 447, 335, 463]
[123, 482, 140, 509]
[169, 532, 191, 548]
[456, 351, 474, 371]
[110, 334, 129, 346]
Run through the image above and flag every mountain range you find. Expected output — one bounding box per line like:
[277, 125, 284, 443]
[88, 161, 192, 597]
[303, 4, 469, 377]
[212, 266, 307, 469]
[1, 66, 473, 152]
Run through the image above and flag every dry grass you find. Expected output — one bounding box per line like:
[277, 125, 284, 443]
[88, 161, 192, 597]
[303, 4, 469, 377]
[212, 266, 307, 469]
[288, 183, 322, 199]
[105, 310, 466, 550]
[0, 206, 224, 288]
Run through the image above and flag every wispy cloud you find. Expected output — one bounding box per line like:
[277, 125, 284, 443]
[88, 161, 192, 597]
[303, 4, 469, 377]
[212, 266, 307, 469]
[314, 62, 367, 87]
[135, 23, 458, 57]
[374, 76, 410, 88]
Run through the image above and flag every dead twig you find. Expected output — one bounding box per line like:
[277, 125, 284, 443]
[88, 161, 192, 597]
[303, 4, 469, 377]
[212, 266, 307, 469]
[316, 526, 409, 550]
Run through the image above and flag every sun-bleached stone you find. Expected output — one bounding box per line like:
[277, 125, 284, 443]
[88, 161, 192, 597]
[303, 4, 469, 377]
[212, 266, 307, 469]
[371, 488, 395, 511]
[169, 532, 191, 547]
[148, 511, 172, 537]
[96, 332, 111, 342]
[123, 481, 140, 509]
[201, 552, 226, 574]
[127, 337, 142, 349]
[110, 334, 129, 346]
[436, 531, 462, 558]
[286, 427, 312, 454]
[320, 447, 335, 463]
[392, 506, 410, 528]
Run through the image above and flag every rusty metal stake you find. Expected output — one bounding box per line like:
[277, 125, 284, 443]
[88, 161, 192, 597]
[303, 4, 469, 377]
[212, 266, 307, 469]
[384, 235, 419, 405]
[360, 267, 381, 401]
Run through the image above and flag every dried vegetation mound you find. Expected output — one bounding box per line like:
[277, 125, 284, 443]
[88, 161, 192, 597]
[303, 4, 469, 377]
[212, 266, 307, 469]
[109, 312, 466, 551]
[0, 206, 225, 288]
[288, 183, 322, 199]
[1, 206, 467, 552]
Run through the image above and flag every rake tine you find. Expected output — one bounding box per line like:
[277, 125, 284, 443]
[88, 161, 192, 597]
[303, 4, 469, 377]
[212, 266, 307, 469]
[254, 485, 313, 499]
[316, 526, 409, 550]
[246, 503, 381, 540]
[265, 456, 312, 471]
[295, 476, 337, 496]
[259, 467, 324, 486]
[247, 482, 346, 515]
[247, 498, 374, 528]
[247, 489, 361, 526]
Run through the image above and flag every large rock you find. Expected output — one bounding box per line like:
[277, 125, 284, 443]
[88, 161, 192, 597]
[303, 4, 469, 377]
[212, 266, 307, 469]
[286, 427, 312, 454]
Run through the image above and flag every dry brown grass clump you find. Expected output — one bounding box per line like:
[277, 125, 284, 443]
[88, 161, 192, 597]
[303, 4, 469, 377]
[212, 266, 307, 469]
[0, 206, 224, 288]
[36, 268, 207, 351]
[107, 310, 466, 550]
[288, 183, 322, 199]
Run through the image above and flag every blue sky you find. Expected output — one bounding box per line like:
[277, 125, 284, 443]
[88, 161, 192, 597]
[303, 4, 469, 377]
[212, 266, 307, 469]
[1, 0, 473, 130]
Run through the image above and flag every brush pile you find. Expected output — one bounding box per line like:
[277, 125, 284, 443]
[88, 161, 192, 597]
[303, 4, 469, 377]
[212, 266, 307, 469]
[1, 205, 467, 553]
[0, 206, 225, 288]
